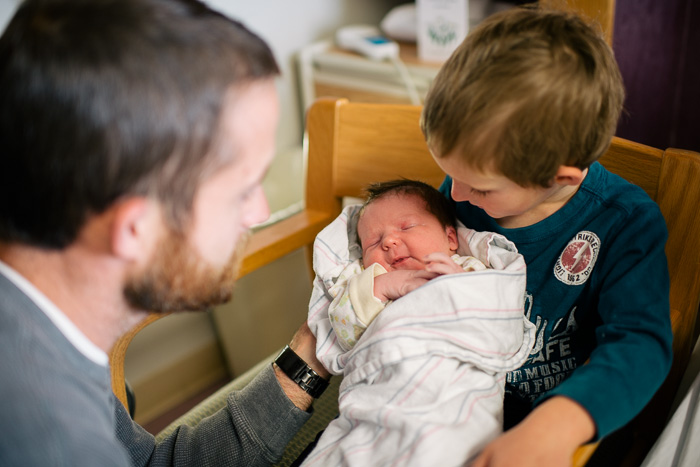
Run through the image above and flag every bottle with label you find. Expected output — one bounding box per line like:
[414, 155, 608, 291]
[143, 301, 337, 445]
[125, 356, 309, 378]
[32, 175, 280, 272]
[416, 0, 469, 63]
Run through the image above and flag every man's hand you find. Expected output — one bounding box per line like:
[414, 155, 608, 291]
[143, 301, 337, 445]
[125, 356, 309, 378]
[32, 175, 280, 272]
[373, 269, 437, 301]
[274, 321, 330, 410]
[470, 397, 595, 467]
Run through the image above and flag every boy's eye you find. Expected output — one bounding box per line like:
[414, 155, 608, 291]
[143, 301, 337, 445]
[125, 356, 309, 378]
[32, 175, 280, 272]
[471, 188, 490, 196]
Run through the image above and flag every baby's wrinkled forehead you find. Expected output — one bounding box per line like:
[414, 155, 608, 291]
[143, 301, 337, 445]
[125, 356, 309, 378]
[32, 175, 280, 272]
[358, 192, 417, 225]
[356, 192, 433, 242]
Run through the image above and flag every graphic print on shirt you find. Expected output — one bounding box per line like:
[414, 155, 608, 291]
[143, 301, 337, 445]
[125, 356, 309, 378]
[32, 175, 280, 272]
[554, 231, 601, 286]
[506, 302, 581, 402]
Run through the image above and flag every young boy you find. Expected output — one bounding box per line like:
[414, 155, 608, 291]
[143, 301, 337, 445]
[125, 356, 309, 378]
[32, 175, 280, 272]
[304, 179, 535, 465]
[328, 179, 487, 350]
[420, 5, 673, 465]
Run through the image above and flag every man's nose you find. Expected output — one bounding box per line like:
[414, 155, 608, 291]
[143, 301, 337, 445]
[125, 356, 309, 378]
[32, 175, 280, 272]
[242, 186, 270, 229]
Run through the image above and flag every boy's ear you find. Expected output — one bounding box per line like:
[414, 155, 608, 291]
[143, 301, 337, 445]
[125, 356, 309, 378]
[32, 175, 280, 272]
[554, 166, 587, 186]
[446, 225, 459, 252]
[110, 197, 163, 262]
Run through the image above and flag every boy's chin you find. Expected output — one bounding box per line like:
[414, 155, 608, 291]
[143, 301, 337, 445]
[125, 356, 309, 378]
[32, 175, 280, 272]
[482, 208, 507, 219]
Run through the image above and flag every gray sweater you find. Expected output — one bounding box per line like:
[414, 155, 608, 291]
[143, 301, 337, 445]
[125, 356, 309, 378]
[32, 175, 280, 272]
[0, 273, 310, 466]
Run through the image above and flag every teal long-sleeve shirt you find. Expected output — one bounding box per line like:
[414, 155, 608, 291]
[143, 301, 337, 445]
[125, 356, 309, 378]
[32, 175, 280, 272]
[440, 161, 673, 438]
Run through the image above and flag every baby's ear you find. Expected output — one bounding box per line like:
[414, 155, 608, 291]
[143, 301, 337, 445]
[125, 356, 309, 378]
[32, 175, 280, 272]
[446, 225, 459, 251]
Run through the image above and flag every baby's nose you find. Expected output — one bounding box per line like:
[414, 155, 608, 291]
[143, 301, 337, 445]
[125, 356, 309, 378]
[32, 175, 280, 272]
[382, 235, 400, 249]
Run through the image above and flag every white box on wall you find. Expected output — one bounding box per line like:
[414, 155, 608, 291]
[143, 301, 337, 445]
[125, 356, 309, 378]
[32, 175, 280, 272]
[416, 0, 469, 63]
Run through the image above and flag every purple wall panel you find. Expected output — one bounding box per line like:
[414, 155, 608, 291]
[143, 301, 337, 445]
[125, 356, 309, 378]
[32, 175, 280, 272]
[671, 0, 700, 151]
[613, 0, 699, 151]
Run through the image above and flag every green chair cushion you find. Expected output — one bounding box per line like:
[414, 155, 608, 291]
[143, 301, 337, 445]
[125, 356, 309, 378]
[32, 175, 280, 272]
[155, 351, 340, 466]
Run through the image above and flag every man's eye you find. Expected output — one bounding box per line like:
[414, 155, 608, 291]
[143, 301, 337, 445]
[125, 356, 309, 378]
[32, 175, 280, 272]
[238, 187, 254, 203]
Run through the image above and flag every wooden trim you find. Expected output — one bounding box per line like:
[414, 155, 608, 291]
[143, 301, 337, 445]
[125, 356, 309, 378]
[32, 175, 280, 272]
[239, 209, 334, 278]
[658, 149, 700, 367]
[540, 0, 615, 45]
[599, 137, 663, 199]
[572, 442, 600, 466]
[110, 313, 164, 407]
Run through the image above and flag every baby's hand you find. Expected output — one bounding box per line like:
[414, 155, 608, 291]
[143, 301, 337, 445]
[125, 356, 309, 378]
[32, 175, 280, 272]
[424, 252, 465, 275]
[373, 269, 438, 301]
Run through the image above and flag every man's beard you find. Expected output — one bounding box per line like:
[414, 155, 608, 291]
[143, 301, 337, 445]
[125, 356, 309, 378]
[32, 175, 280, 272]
[123, 229, 247, 313]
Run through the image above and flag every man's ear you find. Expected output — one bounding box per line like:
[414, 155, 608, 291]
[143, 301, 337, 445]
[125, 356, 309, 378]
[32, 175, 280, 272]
[446, 225, 459, 252]
[554, 166, 587, 186]
[110, 197, 163, 262]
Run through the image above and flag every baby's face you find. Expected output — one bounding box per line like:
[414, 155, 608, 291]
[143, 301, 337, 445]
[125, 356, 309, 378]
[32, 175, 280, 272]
[357, 193, 458, 272]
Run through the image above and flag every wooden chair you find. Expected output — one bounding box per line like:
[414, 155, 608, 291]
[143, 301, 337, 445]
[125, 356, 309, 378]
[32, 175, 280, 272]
[110, 98, 700, 466]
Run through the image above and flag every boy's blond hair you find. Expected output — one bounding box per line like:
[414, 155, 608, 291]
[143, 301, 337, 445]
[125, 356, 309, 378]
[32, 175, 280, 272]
[420, 6, 624, 187]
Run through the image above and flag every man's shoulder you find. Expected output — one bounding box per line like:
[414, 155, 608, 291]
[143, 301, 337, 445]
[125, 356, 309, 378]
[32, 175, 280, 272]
[0, 299, 105, 397]
[0, 389, 127, 466]
[0, 276, 112, 414]
[0, 300, 125, 465]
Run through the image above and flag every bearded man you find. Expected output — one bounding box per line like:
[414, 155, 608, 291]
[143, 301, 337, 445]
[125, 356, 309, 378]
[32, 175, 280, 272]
[0, 0, 327, 465]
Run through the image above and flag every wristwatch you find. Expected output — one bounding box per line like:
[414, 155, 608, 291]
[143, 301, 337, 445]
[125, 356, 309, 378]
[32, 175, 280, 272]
[274, 345, 329, 398]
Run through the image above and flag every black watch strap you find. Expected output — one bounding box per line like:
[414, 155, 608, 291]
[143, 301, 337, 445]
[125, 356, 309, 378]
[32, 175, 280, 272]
[274, 345, 329, 398]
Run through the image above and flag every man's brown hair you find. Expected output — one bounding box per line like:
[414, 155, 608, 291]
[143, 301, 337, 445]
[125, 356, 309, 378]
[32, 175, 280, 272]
[0, 0, 279, 248]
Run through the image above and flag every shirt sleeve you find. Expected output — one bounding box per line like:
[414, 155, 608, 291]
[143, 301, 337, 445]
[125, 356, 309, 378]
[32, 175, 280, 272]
[328, 262, 387, 350]
[114, 364, 311, 466]
[349, 263, 388, 326]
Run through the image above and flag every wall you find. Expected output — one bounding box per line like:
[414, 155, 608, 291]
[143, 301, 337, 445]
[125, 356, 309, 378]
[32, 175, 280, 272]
[0, 1, 14, 31]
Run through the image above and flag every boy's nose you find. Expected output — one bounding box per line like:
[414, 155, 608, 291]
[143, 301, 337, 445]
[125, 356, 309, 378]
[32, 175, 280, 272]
[451, 181, 471, 202]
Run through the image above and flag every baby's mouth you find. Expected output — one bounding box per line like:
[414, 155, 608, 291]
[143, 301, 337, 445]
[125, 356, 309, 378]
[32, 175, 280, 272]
[391, 256, 426, 271]
[392, 256, 411, 268]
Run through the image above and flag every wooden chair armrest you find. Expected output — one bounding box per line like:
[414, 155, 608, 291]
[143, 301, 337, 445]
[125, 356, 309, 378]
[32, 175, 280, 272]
[111, 313, 165, 408]
[238, 208, 334, 277]
[669, 308, 682, 336]
[573, 442, 600, 466]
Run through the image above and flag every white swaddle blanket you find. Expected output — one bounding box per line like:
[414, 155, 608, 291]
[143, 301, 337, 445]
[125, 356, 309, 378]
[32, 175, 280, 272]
[305, 205, 535, 466]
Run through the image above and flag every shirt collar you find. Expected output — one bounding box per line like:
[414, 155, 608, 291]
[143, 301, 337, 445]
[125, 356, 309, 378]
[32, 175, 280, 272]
[0, 259, 108, 367]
